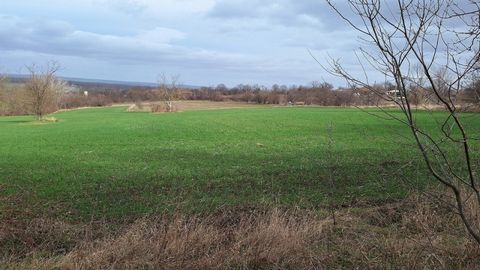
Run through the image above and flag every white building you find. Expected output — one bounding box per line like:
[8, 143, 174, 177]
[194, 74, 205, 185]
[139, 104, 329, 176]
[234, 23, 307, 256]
[386, 89, 403, 98]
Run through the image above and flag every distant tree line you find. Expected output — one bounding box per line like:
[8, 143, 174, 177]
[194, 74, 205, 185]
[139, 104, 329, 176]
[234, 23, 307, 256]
[64, 79, 479, 108]
[1, 73, 479, 116]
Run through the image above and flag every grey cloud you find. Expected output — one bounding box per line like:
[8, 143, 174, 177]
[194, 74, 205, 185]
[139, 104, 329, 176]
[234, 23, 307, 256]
[208, 0, 346, 30]
[32, 20, 73, 37]
[209, 0, 263, 18]
[0, 1, 387, 87]
[0, 15, 257, 71]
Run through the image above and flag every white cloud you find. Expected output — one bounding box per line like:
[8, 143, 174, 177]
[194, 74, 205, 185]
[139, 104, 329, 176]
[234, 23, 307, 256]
[0, 15, 245, 67]
[100, 0, 216, 17]
[136, 27, 186, 43]
[0, 0, 376, 86]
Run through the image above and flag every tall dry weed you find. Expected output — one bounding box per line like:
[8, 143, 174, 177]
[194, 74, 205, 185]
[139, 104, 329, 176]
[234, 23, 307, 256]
[2, 192, 480, 269]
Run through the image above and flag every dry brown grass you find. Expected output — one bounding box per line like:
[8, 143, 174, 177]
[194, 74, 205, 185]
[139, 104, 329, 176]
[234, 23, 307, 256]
[127, 100, 271, 113]
[2, 193, 480, 270]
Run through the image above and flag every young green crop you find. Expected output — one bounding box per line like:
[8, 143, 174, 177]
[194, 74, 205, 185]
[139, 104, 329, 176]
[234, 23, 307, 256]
[1, 106, 478, 220]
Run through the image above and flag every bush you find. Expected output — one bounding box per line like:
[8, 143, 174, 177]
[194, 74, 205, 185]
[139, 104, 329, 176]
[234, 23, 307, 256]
[151, 103, 177, 113]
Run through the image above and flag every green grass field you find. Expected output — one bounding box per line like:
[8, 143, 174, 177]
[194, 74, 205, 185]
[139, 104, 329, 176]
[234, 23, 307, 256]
[1, 106, 479, 220]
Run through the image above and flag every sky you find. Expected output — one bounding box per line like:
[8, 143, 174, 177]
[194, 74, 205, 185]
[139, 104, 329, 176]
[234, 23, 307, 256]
[0, 0, 379, 87]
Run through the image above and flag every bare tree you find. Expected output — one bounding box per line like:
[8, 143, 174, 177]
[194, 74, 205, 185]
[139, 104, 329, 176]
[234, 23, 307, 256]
[462, 78, 480, 106]
[0, 72, 5, 95]
[325, 0, 480, 243]
[156, 73, 180, 112]
[0, 73, 6, 113]
[25, 62, 66, 120]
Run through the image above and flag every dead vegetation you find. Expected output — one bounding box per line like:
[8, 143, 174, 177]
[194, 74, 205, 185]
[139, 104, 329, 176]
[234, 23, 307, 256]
[1, 193, 479, 270]
[127, 100, 270, 113]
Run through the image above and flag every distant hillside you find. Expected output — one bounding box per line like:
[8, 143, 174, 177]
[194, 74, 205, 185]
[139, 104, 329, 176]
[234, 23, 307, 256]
[5, 74, 200, 91]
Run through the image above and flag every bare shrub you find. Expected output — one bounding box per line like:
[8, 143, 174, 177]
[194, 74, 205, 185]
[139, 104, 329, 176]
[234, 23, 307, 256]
[150, 103, 177, 113]
[0, 84, 30, 116]
[156, 73, 180, 113]
[325, 0, 480, 244]
[134, 101, 143, 110]
[151, 102, 177, 113]
[24, 62, 66, 119]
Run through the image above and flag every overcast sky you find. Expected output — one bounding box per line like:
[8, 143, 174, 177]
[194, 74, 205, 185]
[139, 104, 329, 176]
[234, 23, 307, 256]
[0, 0, 372, 87]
